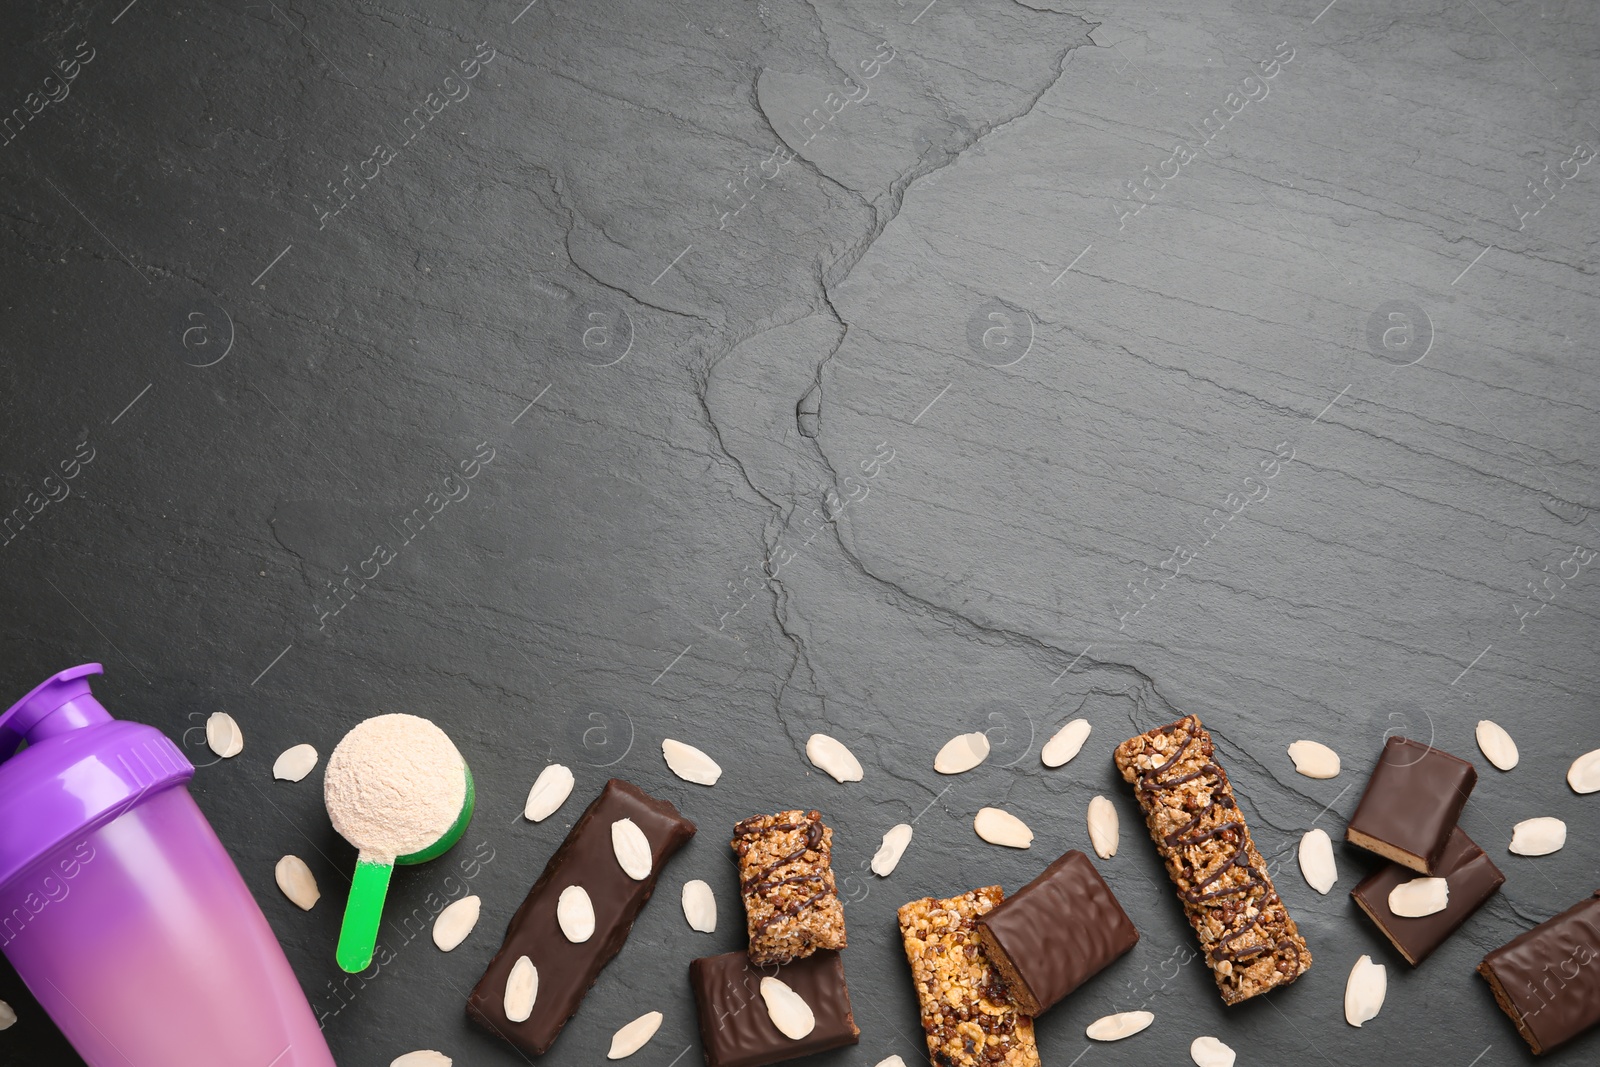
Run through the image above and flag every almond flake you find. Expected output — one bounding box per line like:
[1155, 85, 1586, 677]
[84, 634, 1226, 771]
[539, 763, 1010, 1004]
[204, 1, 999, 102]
[504, 956, 538, 1023]
[432, 895, 481, 951]
[612, 818, 652, 880]
[1189, 1036, 1235, 1067]
[1086, 796, 1119, 858]
[272, 743, 318, 781]
[1387, 877, 1448, 917]
[1298, 828, 1337, 895]
[973, 806, 1032, 848]
[0, 1000, 16, 1031]
[682, 879, 717, 933]
[1568, 748, 1600, 794]
[1287, 739, 1339, 779]
[934, 731, 990, 774]
[274, 855, 320, 911]
[874, 1058, 908, 1067]
[871, 823, 914, 876]
[390, 1053, 451, 1067]
[524, 764, 575, 822]
[1041, 718, 1091, 768]
[1344, 954, 1386, 1027]
[1085, 1010, 1153, 1041]
[1475, 720, 1518, 771]
[206, 712, 244, 758]
[806, 733, 864, 783]
[1509, 817, 1566, 856]
[662, 739, 722, 786]
[607, 1010, 664, 1059]
[760, 977, 816, 1039]
[557, 885, 596, 942]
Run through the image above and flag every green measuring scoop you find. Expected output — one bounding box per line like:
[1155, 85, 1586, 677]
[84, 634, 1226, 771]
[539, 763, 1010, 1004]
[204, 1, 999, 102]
[324, 714, 477, 974]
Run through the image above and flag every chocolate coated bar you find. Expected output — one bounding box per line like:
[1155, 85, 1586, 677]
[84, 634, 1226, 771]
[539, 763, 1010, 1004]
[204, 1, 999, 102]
[976, 849, 1138, 1014]
[689, 950, 859, 1067]
[1351, 826, 1503, 965]
[1113, 715, 1312, 1005]
[466, 779, 695, 1055]
[1345, 736, 1476, 874]
[1479, 889, 1600, 1055]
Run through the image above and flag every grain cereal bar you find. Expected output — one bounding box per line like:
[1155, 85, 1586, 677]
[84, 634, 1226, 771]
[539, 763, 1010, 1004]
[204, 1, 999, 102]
[896, 887, 1041, 1067]
[1113, 715, 1312, 1005]
[732, 809, 846, 965]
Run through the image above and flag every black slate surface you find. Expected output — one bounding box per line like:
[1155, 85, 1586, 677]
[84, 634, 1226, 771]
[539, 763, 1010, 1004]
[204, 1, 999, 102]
[2, 1, 1598, 1065]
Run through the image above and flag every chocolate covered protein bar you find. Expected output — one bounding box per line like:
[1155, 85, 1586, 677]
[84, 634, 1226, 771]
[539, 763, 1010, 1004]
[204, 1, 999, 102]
[975, 849, 1138, 1015]
[689, 950, 859, 1067]
[466, 779, 695, 1055]
[1345, 736, 1477, 874]
[1478, 889, 1600, 1055]
[1351, 826, 1503, 966]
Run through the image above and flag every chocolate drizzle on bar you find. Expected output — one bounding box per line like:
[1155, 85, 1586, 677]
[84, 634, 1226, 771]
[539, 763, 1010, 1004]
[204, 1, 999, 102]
[1115, 715, 1311, 1005]
[735, 814, 828, 932]
[732, 809, 847, 964]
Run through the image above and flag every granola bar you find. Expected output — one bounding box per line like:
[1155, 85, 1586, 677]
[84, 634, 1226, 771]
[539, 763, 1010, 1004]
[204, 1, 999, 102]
[896, 888, 1041, 1067]
[1113, 715, 1312, 1005]
[732, 809, 846, 964]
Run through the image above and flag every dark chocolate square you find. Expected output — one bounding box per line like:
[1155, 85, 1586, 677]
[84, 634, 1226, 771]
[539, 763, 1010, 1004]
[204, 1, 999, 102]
[975, 849, 1138, 1015]
[1351, 827, 1503, 965]
[1345, 736, 1477, 873]
[689, 950, 859, 1067]
[1479, 890, 1600, 1055]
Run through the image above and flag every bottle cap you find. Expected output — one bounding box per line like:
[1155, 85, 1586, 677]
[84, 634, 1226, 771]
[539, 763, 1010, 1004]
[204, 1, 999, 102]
[0, 665, 192, 890]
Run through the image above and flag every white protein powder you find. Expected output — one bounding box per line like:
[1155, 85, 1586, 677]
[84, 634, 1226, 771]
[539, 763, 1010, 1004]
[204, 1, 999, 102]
[324, 714, 466, 861]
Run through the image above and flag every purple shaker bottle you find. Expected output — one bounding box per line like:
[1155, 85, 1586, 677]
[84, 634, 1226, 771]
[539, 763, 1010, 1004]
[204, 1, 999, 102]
[0, 664, 336, 1066]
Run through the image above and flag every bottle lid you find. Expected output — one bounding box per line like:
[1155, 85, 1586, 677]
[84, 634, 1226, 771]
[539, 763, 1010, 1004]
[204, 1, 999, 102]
[0, 665, 193, 890]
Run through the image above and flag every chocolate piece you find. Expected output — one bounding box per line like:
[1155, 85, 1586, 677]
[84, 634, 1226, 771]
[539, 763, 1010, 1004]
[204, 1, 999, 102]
[897, 887, 1042, 1067]
[689, 950, 859, 1067]
[466, 779, 695, 1056]
[731, 809, 846, 964]
[1113, 715, 1312, 1005]
[1351, 826, 1504, 965]
[976, 849, 1139, 1014]
[1345, 736, 1477, 874]
[1478, 889, 1600, 1055]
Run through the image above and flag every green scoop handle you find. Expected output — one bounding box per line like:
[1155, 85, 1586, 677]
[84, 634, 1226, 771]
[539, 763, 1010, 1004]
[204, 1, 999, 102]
[336, 763, 475, 973]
